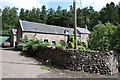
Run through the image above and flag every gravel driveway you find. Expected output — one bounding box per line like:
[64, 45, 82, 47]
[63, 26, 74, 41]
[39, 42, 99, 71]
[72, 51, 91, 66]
[0, 47, 119, 79]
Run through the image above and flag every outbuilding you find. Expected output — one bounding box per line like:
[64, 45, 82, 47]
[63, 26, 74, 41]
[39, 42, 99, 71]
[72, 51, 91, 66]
[16, 20, 90, 45]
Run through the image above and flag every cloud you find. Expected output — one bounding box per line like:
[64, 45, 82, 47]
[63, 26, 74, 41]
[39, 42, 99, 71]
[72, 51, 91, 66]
[78, 0, 120, 11]
[0, 0, 48, 10]
[0, 0, 119, 11]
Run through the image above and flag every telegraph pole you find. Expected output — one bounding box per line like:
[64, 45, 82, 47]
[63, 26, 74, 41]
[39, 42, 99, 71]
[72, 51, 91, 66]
[73, 0, 77, 49]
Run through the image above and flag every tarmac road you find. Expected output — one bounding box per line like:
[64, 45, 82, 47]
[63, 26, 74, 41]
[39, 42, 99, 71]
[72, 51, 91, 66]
[1, 47, 49, 78]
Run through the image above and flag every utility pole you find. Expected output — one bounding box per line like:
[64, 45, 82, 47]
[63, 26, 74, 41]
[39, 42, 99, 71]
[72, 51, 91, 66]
[73, 0, 77, 50]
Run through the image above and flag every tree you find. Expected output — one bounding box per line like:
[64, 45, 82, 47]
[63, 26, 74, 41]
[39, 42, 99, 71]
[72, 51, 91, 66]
[53, 6, 62, 26]
[24, 9, 30, 21]
[35, 8, 41, 22]
[118, 1, 120, 24]
[67, 5, 74, 28]
[77, 6, 100, 30]
[46, 8, 55, 25]
[2, 7, 10, 25]
[77, 8, 85, 28]
[66, 6, 73, 28]
[30, 7, 41, 22]
[61, 9, 71, 27]
[113, 24, 120, 51]
[99, 2, 118, 25]
[89, 22, 117, 51]
[40, 5, 47, 23]
[19, 8, 25, 20]
[2, 7, 18, 34]
[9, 7, 19, 26]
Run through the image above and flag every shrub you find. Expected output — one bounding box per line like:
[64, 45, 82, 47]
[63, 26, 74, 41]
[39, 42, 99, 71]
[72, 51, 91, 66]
[78, 45, 86, 51]
[17, 38, 29, 51]
[89, 22, 117, 51]
[67, 35, 74, 49]
[55, 43, 62, 48]
[17, 38, 52, 56]
[17, 39, 41, 56]
[84, 42, 88, 49]
[67, 41, 74, 49]
[41, 42, 51, 47]
[60, 40, 66, 46]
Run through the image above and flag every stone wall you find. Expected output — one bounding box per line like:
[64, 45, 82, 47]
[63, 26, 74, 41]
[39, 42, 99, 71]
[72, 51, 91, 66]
[117, 51, 120, 72]
[36, 47, 118, 75]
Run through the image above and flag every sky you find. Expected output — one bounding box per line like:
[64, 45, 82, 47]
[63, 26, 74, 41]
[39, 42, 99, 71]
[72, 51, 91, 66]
[0, 0, 120, 11]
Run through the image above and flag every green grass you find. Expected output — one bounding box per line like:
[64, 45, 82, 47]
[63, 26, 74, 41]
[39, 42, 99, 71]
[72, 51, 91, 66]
[40, 66, 51, 71]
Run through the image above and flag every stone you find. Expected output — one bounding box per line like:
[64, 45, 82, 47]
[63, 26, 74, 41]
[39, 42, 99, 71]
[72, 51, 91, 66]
[35, 47, 118, 75]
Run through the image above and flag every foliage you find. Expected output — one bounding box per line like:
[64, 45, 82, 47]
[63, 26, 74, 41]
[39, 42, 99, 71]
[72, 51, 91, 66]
[41, 42, 51, 47]
[99, 2, 118, 25]
[77, 6, 100, 30]
[113, 25, 120, 51]
[18, 38, 69, 54]
[40, 5, 47, 23]
[67, 35, 74, 49]
[2, 7, 19, 34]
[60, 40, 66, 47]
[18, 38, 51, 51]
[55, 43, 62, 48]
[78, 45, 86, 51]
[89, 22, 117, 51]
[18, 38, 52, 56]
[84, 42, 88, 49]
[77, 42, 89, 51]
[118, 2, 120, 24]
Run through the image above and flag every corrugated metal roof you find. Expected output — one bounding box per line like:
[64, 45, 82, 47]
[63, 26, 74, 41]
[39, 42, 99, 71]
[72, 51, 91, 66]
[20, 20, 90, 35]
[0, 36, 10, 45]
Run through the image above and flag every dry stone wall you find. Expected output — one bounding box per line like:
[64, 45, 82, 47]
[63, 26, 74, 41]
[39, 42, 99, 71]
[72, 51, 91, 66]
[36, 47, 118, 75]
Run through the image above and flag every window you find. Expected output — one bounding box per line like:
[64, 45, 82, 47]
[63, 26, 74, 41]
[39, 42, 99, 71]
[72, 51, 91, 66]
[52, 41, 56, 45]
[44, 39, 48, 43]
[64, 30, 69, 35]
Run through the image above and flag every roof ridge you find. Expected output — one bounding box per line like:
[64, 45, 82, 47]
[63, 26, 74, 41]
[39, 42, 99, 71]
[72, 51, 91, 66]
[20, 20, 78, 30]
[20, 20, 90, 35]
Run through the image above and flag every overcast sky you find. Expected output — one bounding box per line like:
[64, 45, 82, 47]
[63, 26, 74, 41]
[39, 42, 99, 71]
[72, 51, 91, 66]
[0, 0, 120, 11]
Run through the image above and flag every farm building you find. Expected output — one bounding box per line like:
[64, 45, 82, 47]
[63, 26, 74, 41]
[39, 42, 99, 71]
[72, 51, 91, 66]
[16, 20, 90, 45]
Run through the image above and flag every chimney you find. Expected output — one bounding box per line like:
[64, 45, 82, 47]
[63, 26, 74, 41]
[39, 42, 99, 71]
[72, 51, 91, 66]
[85, 25, 88, 30]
